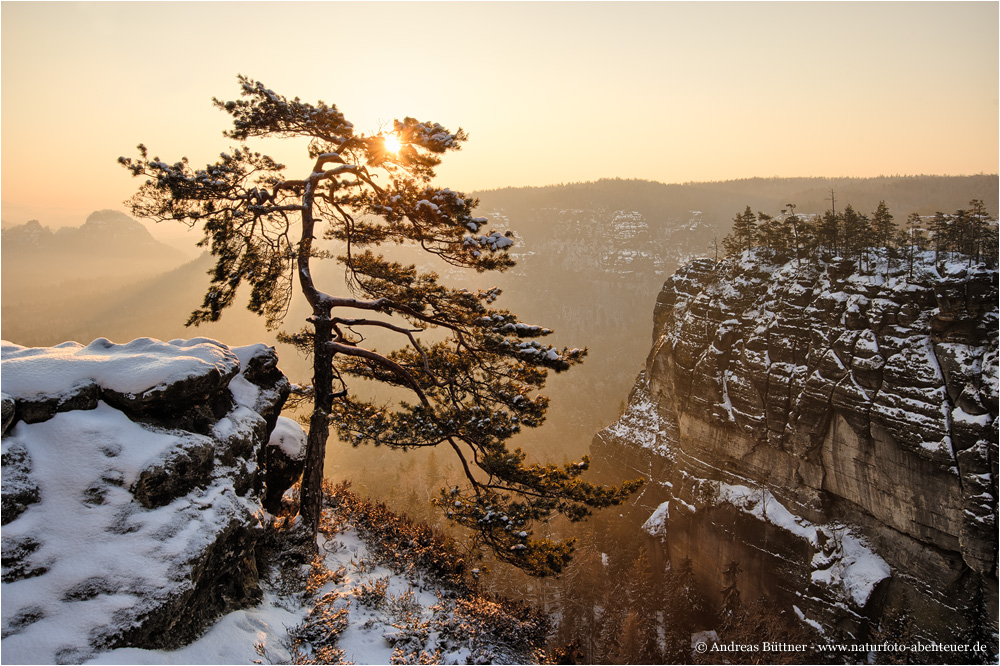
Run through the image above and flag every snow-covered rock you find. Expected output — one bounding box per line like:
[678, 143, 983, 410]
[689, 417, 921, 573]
[594, 251, 998, 641]
[84, 486, 551, 666]
[0, 338, 297, 664]
[262, 416, 307, 513]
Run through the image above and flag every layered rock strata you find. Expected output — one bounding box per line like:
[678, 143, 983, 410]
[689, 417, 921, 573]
[594, 254, 998, 640]
[0, 338, 303, 664]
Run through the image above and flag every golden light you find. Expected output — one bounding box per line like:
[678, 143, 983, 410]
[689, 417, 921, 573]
[383, 133, 402, 153]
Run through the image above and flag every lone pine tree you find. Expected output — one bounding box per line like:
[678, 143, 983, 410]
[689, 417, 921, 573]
[120, 76, 639, 575]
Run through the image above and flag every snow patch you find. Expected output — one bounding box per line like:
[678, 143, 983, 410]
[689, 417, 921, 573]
[642, 501, 670, 536]
[716, 483, 890, 608]
[1, 338, 239, 402]
[268, 416, 307, 461]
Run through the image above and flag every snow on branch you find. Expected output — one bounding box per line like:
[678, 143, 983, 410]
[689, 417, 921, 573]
[393, 117, 467, 153]
[215, 75, 355, 145]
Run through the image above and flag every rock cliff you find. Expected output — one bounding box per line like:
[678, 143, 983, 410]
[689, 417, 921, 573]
[593, 252, 998, 641]
[0, 337, 303, 664]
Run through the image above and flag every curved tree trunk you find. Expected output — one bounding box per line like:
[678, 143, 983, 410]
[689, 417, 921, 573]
[297, 173, 332, 535]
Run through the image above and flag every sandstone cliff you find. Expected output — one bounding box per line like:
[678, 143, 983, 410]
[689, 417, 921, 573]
[0, 338, 303, 664]
[593, 252, 998, 641]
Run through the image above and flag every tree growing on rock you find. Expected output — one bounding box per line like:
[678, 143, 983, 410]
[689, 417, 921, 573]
[120, 76, 640, 575]
[722, 206, 758, 257]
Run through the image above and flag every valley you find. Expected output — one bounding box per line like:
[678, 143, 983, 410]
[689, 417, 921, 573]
[2, 174, 998, 663]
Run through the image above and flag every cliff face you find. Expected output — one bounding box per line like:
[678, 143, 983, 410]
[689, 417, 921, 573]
[593, 253, 998, 639]
[0, 338, 303, 664]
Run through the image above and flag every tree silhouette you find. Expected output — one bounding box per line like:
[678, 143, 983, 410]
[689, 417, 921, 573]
[722, 199, 995, 271]
[871, 200, 896, 251]
[898, 212, 927, 280]
[816, 208, 841, 256]
[723, 206, 758, 257]
[120, 76, 639, 573]
[721, 560, 743, 620]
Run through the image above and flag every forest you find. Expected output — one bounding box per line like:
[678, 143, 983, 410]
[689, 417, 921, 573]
[720, 197, 998, 270]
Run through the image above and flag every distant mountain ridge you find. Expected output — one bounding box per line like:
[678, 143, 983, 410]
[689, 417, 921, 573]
[474, 175, 999, 230]
[4, 178, 997, 456]
[3, 210, 175, 252]
[2, 210, 187, 305]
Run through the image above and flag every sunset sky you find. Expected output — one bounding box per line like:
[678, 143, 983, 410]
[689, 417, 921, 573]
[2, 1, 997, 228]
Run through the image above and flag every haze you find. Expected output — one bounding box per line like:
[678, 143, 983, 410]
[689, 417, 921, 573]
[2, 1, 997, 232]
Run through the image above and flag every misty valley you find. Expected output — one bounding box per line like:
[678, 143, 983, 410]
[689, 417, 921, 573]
[2, 175, 998, 664]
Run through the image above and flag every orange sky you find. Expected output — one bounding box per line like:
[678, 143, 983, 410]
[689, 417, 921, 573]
[2, 1, 997, 229]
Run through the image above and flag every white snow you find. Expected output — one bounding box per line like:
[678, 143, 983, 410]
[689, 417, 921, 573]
[87, 516, 533, 665]
[792, 605, 825, 635]
[84, 594, 302, 665]
[1, 403, 265, 665]
[1, 337, 239, 401]
[268, 416, 307, 461]
[716, 482, 889, 608]
[228, 343, 275, 408]
[642, 501, 670, 536]
[3, 336, 535, 665]
[602, 380, 671, 456]
[716, 483, 817, 544]
[952, 406, 993, 427]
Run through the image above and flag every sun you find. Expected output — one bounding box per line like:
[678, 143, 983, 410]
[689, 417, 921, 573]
[383, 133, 402, 153]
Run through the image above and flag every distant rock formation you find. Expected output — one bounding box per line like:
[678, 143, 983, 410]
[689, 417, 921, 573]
[593, 252, 998, 642]
[1, 211, 186, 298]
[0, 338, 302, 664]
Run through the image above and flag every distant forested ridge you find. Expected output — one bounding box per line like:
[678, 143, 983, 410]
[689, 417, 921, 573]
[475, 175, 997, 230]
[3, 175, 996, 458]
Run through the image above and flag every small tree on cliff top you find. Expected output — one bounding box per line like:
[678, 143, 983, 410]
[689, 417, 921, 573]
[120, 76, 640, 575]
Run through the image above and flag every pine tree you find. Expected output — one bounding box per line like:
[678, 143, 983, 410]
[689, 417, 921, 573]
[721, 560, 743, 621]
[960, 580, 997, 665]
[757, 211, 791, 260]
[661, 556, 710, 663]
[595, 590, 626, 664]
[612, 611, 645, 664]
[816, 209, 841, 256]
[929, 211, 951, 263]
[872, 200, 896, 252]
[783, 203, 807, 266]
[966, 199, 995, 265]
[899, 212, 927, 280]
[723, 205, 758, 257]
[623, 547, 661, 663]
[841, 204, 873, 268]
[120, 76, 641, 571]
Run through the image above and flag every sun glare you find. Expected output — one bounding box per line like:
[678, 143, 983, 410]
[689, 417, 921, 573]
[384, 134, 402, 153]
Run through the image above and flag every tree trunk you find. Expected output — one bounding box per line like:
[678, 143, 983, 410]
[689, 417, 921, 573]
[296, 171, 331, 537]
[301, 317, 334, 534]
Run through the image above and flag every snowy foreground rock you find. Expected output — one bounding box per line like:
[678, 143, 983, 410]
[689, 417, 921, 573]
[79, 485, 550, 665]
[594, 253, 998, 641]
[1, 338, 549, 665]
[0, 338, 300, 664]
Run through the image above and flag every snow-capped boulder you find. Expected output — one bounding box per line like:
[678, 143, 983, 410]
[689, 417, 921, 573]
[262, 416, 307, 513]
[1, 338, 242, 428]
[594, 252, 998, 642]
[0, 338, 300, 664]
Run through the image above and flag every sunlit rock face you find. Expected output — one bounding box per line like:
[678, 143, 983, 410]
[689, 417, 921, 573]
[593, 253, 998, 641]
[0, 338, 300, 664]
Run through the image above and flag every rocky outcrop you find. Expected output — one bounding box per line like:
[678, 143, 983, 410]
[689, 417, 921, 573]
[0, 338, 302, 664]
[594, 253, 998, 641]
